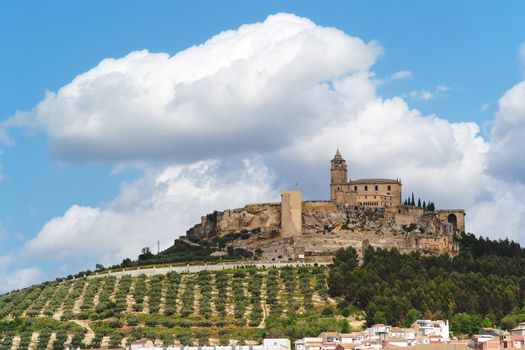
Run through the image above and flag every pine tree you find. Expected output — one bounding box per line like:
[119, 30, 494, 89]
[422, 201, 426, 208]
[411, 193, 415, 206]
[417, 198, 421, 207]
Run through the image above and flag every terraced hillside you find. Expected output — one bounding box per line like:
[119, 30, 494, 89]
[0, 265, 347, 349]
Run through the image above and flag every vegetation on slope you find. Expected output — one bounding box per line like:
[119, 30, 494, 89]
[0, 266, 347, 349]
[328, 232, 525, 335]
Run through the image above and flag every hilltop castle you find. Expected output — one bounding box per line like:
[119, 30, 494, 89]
[187, 150, 465, 261]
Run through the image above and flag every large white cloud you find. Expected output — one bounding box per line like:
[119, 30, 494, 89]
[4, 13, 380, 162]
[4, 14, 525, 286]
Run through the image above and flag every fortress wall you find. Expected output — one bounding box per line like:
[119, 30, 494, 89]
[394, 207, 425, 225]
[302, 201, 337, 212]
[417, 236, 457, 256]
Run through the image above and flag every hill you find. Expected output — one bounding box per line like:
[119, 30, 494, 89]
[0, 265, 352, 349]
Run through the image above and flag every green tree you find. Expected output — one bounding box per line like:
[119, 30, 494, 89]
[405, 309, 422, 327]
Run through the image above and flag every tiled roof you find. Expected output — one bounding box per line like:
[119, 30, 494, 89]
[350, 179, 400, 185]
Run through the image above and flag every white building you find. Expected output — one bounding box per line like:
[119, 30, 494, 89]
[512, 322, 525, 336]
[411, 319, 449, 341]
[294, 337, 323, 350]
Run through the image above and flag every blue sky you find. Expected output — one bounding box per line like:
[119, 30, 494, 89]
[0, 1, 524, 290]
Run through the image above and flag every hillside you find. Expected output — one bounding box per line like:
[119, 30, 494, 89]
[4, 232, 525, 348]
[0, 266, 352, 349]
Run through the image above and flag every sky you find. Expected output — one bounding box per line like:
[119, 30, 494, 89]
[0, 1, 524, 292]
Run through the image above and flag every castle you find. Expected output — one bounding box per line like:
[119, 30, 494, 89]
[187, 150, 465, 261]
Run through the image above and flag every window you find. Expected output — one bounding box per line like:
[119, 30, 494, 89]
[388, 185, 391, 191]
[365, 185, 368, 191]
[375, 185, 378, 191]
[354, 186, 357, 191]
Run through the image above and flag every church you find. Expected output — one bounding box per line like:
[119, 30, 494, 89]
[330, 149, 402, 207]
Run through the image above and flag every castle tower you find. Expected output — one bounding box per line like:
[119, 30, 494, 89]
[330, 149, 348, 201]
[281, 191, 302, 237]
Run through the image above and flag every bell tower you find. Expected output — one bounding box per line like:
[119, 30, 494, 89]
[330, 149, 348, 201]
[330, 148, 347, 184]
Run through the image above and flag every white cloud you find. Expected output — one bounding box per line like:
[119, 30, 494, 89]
[481, 102, 491, 111]
[0, 255, 41, 293]
[23, 159, 279, 266]
[408, 84, 450, 101]
[390, 70, 413, 81]
[375, 70, 413, 85]
[3, 13, 380, 163]
[487, 80, 525, 183]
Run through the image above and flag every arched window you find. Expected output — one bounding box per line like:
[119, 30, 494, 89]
[388, 185, 391, 191]
[375, 185, 378, 191]
[365, 185, 368, 191]
[354, 186, 357, 191]
[448, 214, 458, 230]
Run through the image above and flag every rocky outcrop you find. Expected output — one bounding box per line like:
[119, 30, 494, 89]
[187, 203, 280, 238]
[185, 201, 459, 262]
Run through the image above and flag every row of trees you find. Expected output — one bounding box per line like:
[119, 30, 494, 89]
[402, 192, 435, 211]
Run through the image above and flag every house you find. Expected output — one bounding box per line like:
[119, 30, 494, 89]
[389, 328, 416, 340]
[367, 324, 391, 339]
[295, 337, 323, 350]
[263, 338, 291, 350]
[478, 327, 506, 337]
[130, 339, 154, 350]
[470, 335, 501, 350]
[512, 323, 525, 337]
[501, 335, 525, 349]
[319, 332, 342, 344]
[411, 320, 449, 341]
[340, 333, 367, 344]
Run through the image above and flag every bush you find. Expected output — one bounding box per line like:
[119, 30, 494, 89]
[322, 307, 334, 316]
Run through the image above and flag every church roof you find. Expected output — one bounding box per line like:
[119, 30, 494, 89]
[334, 148, 342, 158]
[350, 178, 401, 184]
